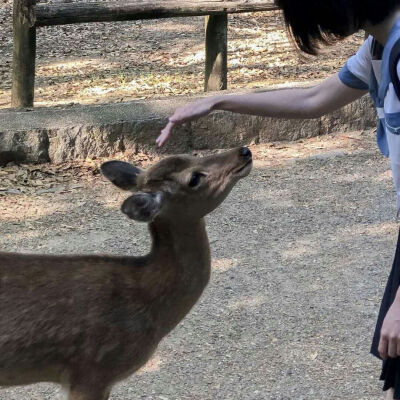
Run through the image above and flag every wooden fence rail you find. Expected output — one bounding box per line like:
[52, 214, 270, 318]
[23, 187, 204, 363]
[12, 0, 279, 108]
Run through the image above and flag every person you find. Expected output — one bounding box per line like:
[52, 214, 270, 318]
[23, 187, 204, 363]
[156, 1, 400, 398]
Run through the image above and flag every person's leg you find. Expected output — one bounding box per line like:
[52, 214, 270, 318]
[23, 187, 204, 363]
[373, 232, 400, 400]
[386, 388, 395, 399]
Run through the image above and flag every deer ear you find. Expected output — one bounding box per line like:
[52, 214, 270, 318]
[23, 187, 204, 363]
[121, 192, 164, 222]
[101, 161, 142, 191]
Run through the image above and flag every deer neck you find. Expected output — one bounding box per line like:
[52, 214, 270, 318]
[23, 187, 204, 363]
[146, 217, 211, 336]
[149, 217, 211, 274]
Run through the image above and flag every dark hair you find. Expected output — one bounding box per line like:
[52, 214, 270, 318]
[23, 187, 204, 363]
[275, 0, 400, 54]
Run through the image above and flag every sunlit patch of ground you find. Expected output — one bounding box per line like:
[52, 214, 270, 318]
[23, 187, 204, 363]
[0, 6, 363, 108]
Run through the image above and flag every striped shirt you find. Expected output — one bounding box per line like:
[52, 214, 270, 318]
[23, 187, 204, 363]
[339, 19, 400, 217]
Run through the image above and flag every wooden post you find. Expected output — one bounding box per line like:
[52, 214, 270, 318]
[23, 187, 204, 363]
[11, 0, 36, 108]
[205, 14, 227, 91]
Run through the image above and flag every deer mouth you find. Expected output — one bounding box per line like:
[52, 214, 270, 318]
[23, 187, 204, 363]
[233, 159, 253, 176]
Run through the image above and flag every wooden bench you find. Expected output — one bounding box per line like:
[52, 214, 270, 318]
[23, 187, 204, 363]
[12, 0, 279, 108]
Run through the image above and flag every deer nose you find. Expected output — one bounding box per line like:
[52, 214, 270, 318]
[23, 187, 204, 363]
[239, 147, 252, 159]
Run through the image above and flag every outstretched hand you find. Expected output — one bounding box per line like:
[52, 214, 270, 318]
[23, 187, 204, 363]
[379, 298, 400, 359]
[156, 97, 218, 147]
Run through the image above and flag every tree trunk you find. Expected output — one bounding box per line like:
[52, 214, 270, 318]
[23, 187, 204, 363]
[11, 0, 36, 108]
[205, 14, 228, 91]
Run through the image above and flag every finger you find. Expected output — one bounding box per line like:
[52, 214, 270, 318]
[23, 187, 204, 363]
[157, 122, 174, 143]
[156, 129, 170, 147]
[156, 122, 174, 147]
[379, 336, 389, 359]
[155, 133, 166, 147]
[389, 336, 398, 358]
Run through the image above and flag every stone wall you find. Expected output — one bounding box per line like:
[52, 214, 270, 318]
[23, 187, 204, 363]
[0, 86, 377, 165]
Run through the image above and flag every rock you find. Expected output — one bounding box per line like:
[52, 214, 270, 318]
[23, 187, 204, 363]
[6, 188, 22, 195]
[0, 88, 376, 164]
[0, 130, 50, 166]
[48, 124, 125, 164]
[309, 151, 347, 160]
[36, 187, 59, 195]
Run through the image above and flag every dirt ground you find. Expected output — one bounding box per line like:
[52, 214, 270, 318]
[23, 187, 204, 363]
[0, 130, 397, 399]
[0, 2, 364, 108]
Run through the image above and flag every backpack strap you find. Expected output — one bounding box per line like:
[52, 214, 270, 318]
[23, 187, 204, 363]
[371, 38, 384, 60]
[389, 38, 400, 101]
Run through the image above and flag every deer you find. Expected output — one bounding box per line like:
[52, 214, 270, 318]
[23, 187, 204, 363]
[0, 147, 252, 400]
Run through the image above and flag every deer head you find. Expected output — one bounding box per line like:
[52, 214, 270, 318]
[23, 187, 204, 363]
[101, 147, 252, 222]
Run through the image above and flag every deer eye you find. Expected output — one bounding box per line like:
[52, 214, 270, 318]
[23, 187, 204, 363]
[188, 172, 204, 188]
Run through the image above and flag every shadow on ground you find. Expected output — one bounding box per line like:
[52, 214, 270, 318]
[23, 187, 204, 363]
[0, 138, 395, 399]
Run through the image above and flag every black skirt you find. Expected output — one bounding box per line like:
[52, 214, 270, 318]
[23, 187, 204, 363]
[371, 229, 400, 397]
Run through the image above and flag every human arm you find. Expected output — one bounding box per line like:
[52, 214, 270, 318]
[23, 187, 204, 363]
[156, 73, 367, 146]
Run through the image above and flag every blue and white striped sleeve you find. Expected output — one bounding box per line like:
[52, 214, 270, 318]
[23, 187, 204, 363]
[338, 38, 372, 91]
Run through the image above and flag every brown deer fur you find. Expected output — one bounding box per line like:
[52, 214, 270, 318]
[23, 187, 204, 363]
[0, 147, 252, 400]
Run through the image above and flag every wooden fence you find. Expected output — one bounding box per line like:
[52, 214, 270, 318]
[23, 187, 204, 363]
[12, 0, 278, 108]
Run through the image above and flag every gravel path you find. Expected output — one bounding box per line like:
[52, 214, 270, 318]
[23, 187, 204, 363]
[0, 130, 396, 399]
